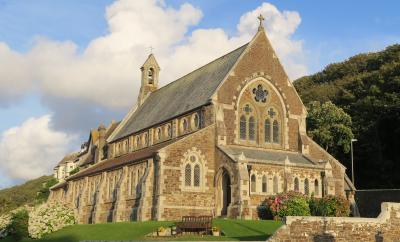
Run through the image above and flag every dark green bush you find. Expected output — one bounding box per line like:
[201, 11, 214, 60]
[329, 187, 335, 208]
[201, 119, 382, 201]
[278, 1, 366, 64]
[259, 193, 350, 219]
[257, 201, 273, 220]
[8, 209, 29, 241]
[310, 195, 350, 217]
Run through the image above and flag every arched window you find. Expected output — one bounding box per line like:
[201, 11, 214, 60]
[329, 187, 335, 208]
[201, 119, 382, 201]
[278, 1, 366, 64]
[314, 179, 319, 196]
[304, 178, 309, 195]
[273, 120, 279, 143]
[251, 174, 256, 193]
[294, 177, 299, 192]
[249, 116, 256, 141]
[192, 113, 200, 129]
[182, 118, 189, 132]
[136, 136, 140, 148]
[166, 124, 172, 138]
[185, 164, 191, 186]
[156, 128, 162, 141]
[240, 115, 246, 140]
[148, 68, 154, 84]
[262, 175, 267, 193]
[273, 176, 278, 194]
[193, 164, 200, 187]
[264, 119, 271, 143]
[143, 133, 148, 146]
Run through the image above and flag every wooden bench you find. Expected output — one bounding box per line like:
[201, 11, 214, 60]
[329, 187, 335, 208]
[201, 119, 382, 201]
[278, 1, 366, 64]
[176, 216, 213, 234]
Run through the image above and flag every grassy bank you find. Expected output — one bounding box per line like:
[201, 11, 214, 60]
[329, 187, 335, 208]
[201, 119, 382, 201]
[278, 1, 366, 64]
[4, 219, 281, 242]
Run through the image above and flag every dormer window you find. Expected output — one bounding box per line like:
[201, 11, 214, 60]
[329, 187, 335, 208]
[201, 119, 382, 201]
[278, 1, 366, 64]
[148, 68, 154, 84]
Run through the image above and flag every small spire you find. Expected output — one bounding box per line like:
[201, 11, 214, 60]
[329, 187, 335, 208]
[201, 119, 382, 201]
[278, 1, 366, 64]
[258, 14, 265, 31]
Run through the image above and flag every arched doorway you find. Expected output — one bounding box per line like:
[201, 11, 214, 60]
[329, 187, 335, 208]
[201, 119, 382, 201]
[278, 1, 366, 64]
[221, 171, 231, 216]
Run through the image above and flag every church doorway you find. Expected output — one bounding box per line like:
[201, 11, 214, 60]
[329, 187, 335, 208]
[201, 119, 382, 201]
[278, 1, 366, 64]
[215, 168, 232, 217]
[221, 171, 231, 216]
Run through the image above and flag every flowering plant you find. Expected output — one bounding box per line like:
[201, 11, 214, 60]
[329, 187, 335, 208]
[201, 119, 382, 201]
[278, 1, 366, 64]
[212, 226, 220, 232]
[28, 202, 75, 239]
[0, 213, 11, 238]
[260, 192, 310, 219]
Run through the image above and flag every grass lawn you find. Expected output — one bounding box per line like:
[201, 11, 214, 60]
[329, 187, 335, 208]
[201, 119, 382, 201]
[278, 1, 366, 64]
[6, 219, 281, 242]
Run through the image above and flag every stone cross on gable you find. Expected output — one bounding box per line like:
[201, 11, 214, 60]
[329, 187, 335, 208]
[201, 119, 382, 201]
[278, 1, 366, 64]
[268, 108, 276, 118]
[148, 46, 154, 54]
[258, 14, 265, 31]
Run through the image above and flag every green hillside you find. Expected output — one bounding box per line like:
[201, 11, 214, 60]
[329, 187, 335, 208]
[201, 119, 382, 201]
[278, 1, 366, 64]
[295, 44, 400, 189]
[0, 175, 56, 214]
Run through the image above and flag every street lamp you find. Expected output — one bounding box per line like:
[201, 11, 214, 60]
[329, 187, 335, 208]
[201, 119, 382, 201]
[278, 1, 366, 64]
[351, 139, 358, 185]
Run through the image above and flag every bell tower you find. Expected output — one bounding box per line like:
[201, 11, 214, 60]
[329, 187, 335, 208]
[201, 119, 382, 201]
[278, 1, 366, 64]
[138, 53, 160, 105]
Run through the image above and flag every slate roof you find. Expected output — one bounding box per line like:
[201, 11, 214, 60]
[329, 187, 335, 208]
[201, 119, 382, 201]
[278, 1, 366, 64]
[67, 138, 181, 181]
[55, 152, 79, 167]
[218, 145, 316, 166]
[111, 43, 249, 141]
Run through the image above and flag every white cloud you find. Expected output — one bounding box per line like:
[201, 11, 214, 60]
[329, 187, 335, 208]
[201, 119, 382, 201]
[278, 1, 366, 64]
[0, 0, 306, 112]
[0, 115, 77, 180]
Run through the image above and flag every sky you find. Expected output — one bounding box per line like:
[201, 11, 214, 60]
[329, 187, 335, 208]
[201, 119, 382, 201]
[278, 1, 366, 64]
[0, 0, 399, 188]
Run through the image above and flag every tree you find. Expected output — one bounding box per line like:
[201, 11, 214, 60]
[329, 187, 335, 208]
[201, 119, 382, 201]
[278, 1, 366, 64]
[307, 101, 354, 154]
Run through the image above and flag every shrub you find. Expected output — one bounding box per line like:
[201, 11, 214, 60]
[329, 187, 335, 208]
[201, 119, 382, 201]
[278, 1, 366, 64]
[36, 178, 58, 203]
[28, 202, 75, 239]
[8, 209, 29, 241]
[261, 192, 310, 219]
[310, 195, 350, 217]
[257, 202, 273, 220]
[0, 213, 11, 238]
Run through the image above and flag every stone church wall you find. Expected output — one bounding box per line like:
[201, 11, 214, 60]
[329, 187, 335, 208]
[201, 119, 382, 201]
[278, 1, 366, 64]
[268, 203, 400, 242]
[216, 31, 305, 152]
[158, 125, 216, 221]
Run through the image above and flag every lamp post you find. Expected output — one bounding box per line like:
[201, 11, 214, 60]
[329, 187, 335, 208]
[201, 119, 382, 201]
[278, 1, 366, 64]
[351, 139, 358, 185]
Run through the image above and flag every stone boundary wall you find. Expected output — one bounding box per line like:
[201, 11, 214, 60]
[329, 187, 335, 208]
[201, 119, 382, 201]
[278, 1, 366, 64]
[268, 202, 400, 242]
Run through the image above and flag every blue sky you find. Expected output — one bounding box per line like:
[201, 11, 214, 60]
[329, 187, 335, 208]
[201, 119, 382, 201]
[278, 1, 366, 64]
[0, 0, 399, 188]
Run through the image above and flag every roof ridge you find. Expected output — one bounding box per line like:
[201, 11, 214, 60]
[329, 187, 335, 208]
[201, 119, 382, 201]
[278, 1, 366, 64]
[145, 43, 250, 97]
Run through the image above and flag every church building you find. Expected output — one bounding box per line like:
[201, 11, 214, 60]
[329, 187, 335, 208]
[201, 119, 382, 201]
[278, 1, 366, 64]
[49, 16, 355, 223]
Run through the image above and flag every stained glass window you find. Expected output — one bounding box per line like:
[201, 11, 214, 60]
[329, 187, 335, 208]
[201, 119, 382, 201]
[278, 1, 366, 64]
[251, 174, 256, 193]
[265, 119, 271, 143]
[185, 164, 191, 186]
[304, 178, 309, 195]
[262, 175, 267, 193]
[252, 84, 268, 103]
[240, 115, 246, 140]
[194, 164, 200, 187]
[249, 116, 256, 141]
[273, 176, 278, 193]
[294, 177, 299, 192]
[273, 120, 279, 143]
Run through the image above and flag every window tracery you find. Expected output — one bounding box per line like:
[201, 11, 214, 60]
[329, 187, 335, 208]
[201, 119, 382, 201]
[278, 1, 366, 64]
[252, 84, 268, 103]
[251, 174, 256, 193]
[294, 177, 299, 192]
[304, 178, 309, 195]
[314, 179, 319, 196]
[262, 175, 267, 193]
[182, 151, 205, 191]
